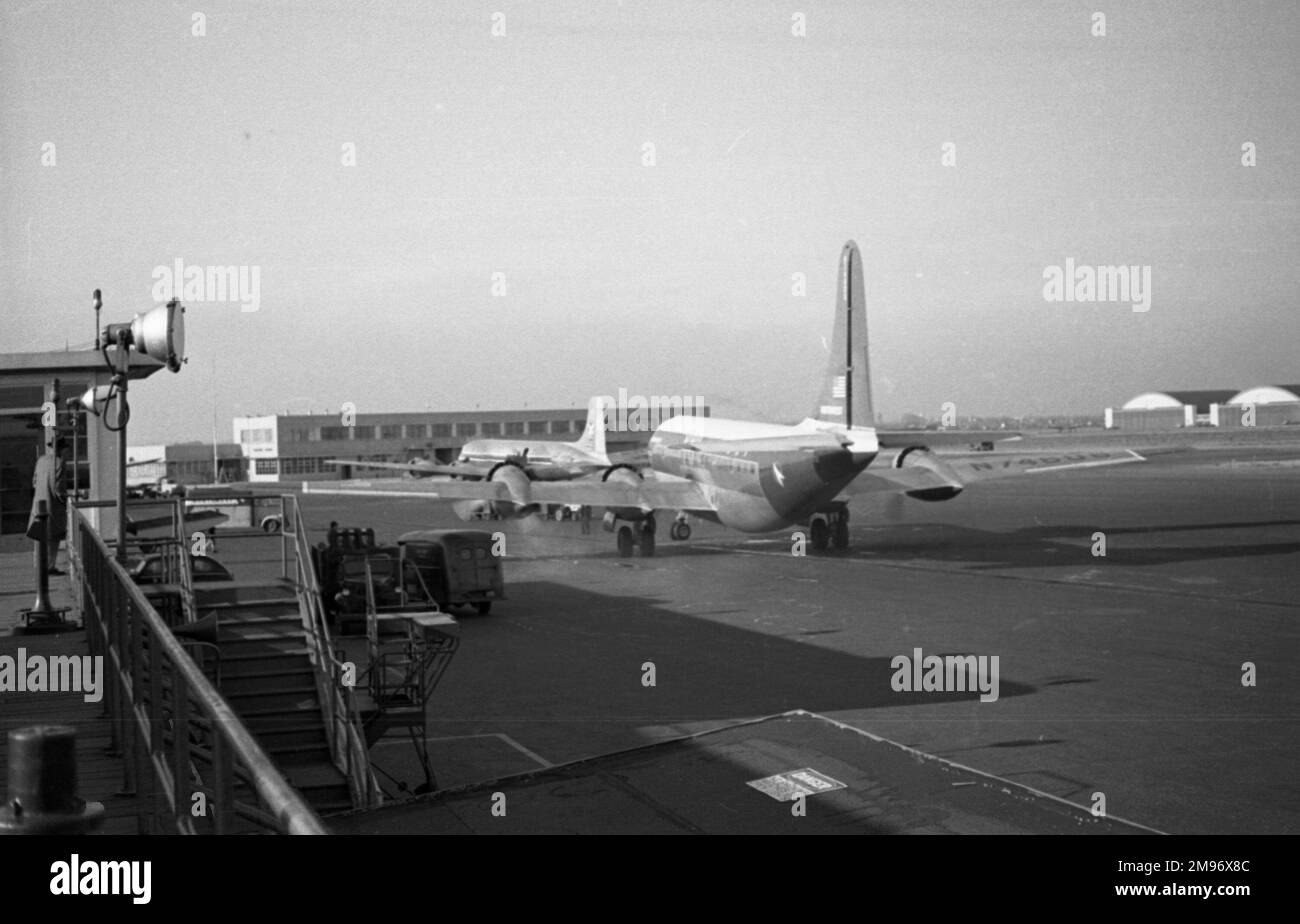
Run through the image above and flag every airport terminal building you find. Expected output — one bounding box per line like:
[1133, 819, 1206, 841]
[127, 441, 246, 487]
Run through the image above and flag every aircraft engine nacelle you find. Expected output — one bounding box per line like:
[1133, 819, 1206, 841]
[452, 500, 492, 521]
[408, 457, 436, 479]
[601, 463, 648, 522]
[893, 446, 963, 501]
[485, 461, 538, 517]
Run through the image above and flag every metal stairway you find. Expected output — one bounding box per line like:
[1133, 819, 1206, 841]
[137, 490, 381, 817]
[194, 578, 355, 815]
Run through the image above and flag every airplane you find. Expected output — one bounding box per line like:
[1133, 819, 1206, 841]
[303, 241, 1144, 556]
[324, 396, 619, 487]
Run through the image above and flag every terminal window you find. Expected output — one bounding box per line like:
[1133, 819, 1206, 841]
[406, 424, 428, 438]
[431, 424, 452, 438]
[320, 426, 348, 441]
[254, 459, 280, 475]
[352, 426, 375, 440]
[527, 421, 547, 435]
[481, 422, 501, 436]
[455, 423, 476, 437]
[505, 422, 525, 435]
[380, 425, 402, 439]
[550, 420, 570, 434]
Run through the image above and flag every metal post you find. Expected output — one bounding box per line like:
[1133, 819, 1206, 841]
[92, 289, 101, 353]
[172, 669, 190, 832]
[147, 623, 164, 830]
[213, 733, 234, 835]
[17, 501, 74, 633]
[0, 726, 105, 835]
[113, 331, 130, 562]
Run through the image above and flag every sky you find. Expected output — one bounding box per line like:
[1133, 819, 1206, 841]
[2, 0, 1297, 443]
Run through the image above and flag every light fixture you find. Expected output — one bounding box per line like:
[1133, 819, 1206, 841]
[85, 291, 188, 560]
[101, 296, 186, 371]
[76, 385, 114, 416]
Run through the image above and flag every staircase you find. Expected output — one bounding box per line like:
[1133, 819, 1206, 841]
[194, 578, 353, 815]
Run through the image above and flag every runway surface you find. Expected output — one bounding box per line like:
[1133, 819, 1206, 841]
[283, 444, 1298, 834]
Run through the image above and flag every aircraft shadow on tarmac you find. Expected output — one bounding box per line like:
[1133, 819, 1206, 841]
[432, 579, 1036, 730]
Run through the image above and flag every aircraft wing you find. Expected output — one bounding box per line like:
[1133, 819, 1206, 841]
[325, 458, 488, 478]
[302, 475, 717, 512]
[845, 448, 1145, 496]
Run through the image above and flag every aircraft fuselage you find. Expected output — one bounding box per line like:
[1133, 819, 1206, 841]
[648, 416, 877, 532]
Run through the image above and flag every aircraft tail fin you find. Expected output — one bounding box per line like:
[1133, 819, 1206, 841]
[574, 395, 609, 460]
[813, 240, 873, 428]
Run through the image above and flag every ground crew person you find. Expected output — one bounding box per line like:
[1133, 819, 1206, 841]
[27, 440, 68, 574]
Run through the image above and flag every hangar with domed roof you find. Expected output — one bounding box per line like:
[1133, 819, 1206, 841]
[1105, 385, 1300, 429]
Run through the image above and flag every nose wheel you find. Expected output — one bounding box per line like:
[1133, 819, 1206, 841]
[668, 517, 691, 541]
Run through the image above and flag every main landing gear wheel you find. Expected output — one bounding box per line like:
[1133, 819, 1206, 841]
[638, 517, 656, 557]
[810, 519, 830, 551]
[617, 525, 635, 558]
[832, 519, 850, 550]
[669, 520, 691, 541]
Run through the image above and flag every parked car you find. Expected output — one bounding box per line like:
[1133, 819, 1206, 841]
[130, 553, 233, 585]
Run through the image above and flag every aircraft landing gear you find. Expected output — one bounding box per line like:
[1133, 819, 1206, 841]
[612, 514, 657, 557]
[808, 504, 850, 552]
[669, 515, 691, 541]
[639, 516, 656, 557]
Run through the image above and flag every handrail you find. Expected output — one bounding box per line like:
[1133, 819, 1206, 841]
[280, 495, 381, 809]
[69, 503, 328, 834]
[173, 497, 198, 624]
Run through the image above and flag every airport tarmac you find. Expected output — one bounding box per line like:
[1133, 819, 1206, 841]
[246, 444, 1299, 834]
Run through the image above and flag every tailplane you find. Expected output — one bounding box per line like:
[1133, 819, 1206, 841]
[574, 395, 609, 460]
[813, 240, 873, 428]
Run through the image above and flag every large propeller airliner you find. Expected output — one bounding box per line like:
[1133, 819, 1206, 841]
[325, 396, 615, 483]
[304, 241, 1143, 556]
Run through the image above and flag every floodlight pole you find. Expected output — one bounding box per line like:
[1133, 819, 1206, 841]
[110, 330, 131, 562]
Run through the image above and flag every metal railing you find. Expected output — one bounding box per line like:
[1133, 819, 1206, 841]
[173, 499, 198, 625]
[279, 494, 381, 809]
[68, 503, 329, 834]
[361, 556, 459, 712]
